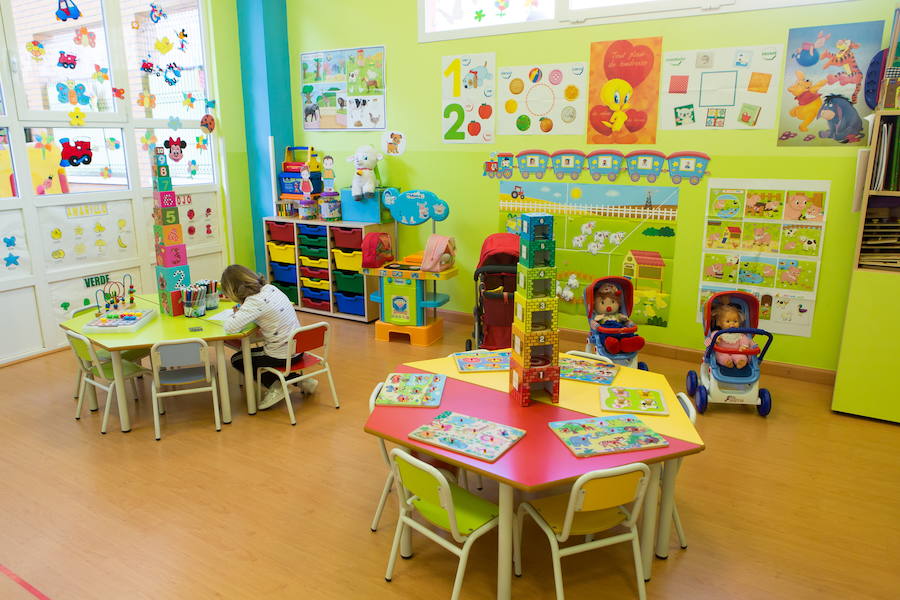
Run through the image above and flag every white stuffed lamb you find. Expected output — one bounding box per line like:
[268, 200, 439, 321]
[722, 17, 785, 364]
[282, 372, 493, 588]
[347, 145, 382, 201]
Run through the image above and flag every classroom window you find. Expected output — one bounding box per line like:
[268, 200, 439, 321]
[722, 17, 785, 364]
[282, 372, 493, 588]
[23, 127, 129, 195]
[119, 0, 210, 121]
[9, 0, 119, 114]
[134, 127, 215, 187]
[0, 129, 17, 198]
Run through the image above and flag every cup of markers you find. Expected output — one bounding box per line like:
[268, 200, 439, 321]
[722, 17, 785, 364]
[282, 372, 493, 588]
[198, 279, 220, 310]
[181, 285, 207, 318]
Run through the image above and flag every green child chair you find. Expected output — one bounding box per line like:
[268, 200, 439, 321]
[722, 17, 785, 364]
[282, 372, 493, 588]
[385, 448, 499, 600]
[513, 463, 652, 600]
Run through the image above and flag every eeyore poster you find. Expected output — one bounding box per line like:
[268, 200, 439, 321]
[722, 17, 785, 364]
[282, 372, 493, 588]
[778, 21, 884, 146]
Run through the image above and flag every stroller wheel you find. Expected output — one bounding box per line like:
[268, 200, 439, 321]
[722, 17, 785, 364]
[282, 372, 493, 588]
[465, 339, 473, 352]
[757, 388, 772, 417]
[686, 370, 698, 397]
[637, 361, 649, 371]
[695, 386, 708, 414]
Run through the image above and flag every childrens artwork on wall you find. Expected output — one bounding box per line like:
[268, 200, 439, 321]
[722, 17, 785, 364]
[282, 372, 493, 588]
[38, 200, 136, 272]
[498, 182, 679, 327]
[587, 37, 662, 145]
[382, 130, 407, 155]
[778, 20, 884, 146]
[659, 45, 782, 130]
[441, 52, 495, 143]
[699, 178, 830, 337]
[497, 62, 586, 135]
[300, 46, 386, 130]
[25, 127, 129, 196]
[0, 209, 31, 278]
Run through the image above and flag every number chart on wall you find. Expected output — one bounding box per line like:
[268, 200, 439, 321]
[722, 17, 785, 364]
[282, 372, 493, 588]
[699, 178, 830, 337]
[441, 53, 495, 143]
[498, 62, 587, 135]
[300, 46, 386, 130]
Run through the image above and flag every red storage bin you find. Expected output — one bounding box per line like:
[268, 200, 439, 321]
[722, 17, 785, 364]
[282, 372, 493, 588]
[300, 266, 330, 280]
[331, 227, 363, 250]
[301, 297, 330, 311]
[267, 221, 295, 243]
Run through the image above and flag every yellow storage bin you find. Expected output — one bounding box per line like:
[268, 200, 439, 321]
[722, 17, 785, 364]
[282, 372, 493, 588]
[332, 249, 363, 271]
[299, 256, 330, 269]
[267, 241, 295, 263]
[301, 276, 331, 290]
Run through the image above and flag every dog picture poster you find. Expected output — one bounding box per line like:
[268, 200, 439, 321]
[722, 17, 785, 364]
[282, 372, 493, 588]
[300, 46, 386, 130]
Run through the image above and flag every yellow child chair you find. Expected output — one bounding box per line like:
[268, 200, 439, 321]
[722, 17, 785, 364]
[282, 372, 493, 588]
[385, 448, 499, 600]
[69, 305, 151, 402]
[255, 322, 338, 426]
[513, 463, 652, 600]
[150, 339, 221, 440]
[65, 330, 149, 433]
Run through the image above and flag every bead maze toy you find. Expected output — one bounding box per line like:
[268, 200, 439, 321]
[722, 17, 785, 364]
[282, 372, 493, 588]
[82, 272, 158, 333]
[151, 147, 190, 316]
[510, 213, 561, 407]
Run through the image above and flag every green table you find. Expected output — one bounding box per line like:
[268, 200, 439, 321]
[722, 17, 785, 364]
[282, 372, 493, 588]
[61, 297, 258, 432]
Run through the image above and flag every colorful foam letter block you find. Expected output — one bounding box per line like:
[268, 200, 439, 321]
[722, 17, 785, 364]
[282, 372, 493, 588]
[513, 292, 559, 333]
[156, 243, 187, 268]
[519, 213, 554, 242]
[153, 190, 177, 208]
[154, 147, 168, 166]
[155, 264, 191, 292]
[152, 206, 179, 226]
[519, 239, 555, 268]
[152, 175, 173, 192]
[153, 224, 184, 246]
[516, 264, 556, 299]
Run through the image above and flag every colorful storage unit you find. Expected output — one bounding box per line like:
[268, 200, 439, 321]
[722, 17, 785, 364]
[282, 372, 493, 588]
[262, 217, 391, 322]
[151, 147, 189, 316]
[510, 213, 560, 407]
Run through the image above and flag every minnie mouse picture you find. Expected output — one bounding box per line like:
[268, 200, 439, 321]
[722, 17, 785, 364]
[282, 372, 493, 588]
[164, 137, 186, 162]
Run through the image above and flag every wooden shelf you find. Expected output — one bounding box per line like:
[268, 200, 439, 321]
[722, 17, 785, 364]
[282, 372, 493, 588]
[866, 190, 900, 197]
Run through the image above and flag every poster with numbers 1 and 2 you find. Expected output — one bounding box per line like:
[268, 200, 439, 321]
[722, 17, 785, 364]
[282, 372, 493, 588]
[441, 53, 496, 143]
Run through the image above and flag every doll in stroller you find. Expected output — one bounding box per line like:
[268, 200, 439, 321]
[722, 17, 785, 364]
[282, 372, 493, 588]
[583, 277, 649, 370]
[686, 291, 774, 416]
[465, 233, 520, 351]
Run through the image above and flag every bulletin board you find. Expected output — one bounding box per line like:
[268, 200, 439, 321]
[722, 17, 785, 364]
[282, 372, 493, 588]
[660, 45, 783, 130]
[698, 178, 830, 337]
[300, 46, 387, 130]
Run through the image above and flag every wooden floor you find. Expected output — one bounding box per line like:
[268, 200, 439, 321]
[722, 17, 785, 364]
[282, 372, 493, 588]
[0, 316, 897, 600]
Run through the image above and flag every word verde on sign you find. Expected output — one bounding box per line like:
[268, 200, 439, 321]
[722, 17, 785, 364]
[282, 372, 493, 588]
[83, 273, 110, 288]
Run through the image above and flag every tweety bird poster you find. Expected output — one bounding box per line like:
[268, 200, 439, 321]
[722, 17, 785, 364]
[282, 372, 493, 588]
[586, 37, 662, 145]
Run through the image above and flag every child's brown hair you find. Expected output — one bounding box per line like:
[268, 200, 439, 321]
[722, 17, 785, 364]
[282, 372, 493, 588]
[220, 264, 265, 303]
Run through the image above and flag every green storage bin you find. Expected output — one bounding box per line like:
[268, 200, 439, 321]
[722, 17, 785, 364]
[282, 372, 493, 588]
[298, 233, 327, 247]
[299, 244, 328, 259]
[273, 282, 299, 304]
[333, 270, 365, 295]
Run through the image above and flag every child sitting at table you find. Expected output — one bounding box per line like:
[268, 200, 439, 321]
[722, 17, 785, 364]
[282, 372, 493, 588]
[220, 264, 317, 409]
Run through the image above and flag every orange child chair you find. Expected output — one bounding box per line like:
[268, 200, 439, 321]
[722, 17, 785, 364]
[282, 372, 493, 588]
[255, 322, 338, 425]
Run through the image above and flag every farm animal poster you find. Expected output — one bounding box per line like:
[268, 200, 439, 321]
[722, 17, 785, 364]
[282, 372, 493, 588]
[497, 62, 587, 135]
[441, 53, 495, 143]
[659, 45, 783, 130]
[499, 181, 679, 328]
[778, 21, 884, 146]
[300, 46, 386, 130]
[586, 37, 662, 145]
[699, 178, 830, 337]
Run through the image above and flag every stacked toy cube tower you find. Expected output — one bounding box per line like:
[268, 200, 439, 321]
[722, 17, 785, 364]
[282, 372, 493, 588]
[510, 213, 560, 407]
[151, 147, 190, 316]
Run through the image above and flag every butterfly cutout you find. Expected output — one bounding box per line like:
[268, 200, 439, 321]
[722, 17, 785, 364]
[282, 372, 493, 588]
[57, 82, 90, 106]
[204, 98, 216, 110]
[137, 92, 156, 108]
[2, 236, 15, 248]
[74, 27, 96, 48]
[167, 115, 182, 130]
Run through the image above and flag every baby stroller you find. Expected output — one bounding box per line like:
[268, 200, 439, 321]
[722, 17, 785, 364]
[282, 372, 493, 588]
[465, 233, 520, 351]
[583, 277, 649, 371]
[686, 291, 774, 416]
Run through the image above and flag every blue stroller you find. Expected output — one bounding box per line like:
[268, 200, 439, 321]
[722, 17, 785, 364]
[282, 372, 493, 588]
[686, 291, 774, 416]
[583, 277, 649, 371]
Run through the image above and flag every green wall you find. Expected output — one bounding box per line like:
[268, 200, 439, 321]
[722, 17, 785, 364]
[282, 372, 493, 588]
[286, 0, 890, 370]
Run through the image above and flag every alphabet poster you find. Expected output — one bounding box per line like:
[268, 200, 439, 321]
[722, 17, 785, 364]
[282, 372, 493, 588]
[497, 62, 587, 135]
[698, 178, 830, 337]
[660, 45, 783, 130]
[300, 46, 386, 130]
[586, 37, 661, 145]
[441, 53, 495, 143]
[778, 20, 884, 146]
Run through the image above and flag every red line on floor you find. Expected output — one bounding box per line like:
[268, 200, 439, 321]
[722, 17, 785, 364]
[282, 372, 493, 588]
[0, 563, 51, 600]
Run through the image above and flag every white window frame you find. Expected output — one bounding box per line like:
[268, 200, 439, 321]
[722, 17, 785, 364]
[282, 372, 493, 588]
[0, 0, 229, 362]
[418, 0, 853, 43]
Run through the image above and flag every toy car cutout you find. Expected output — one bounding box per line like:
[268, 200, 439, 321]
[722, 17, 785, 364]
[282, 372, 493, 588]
[59, 138, 93, 167]
[56, 0, 81, 21]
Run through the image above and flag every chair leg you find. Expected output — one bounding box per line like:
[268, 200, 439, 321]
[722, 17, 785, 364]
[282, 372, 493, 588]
[101, 385, 116, 434]
[550, 536, 565, 600]
[450, 537, 475, 600]
[282, 376, 296, 426]
[325, 367, 339, 408]
[75, 377, 87, 420]
[631, 530, 647, 600]
[371, 471, 394, 532]
[211, 378, 222, 432]
[385, 519, 405, 582]
[474, 473, 483, 490]
[458, 470, 468, 489]
[673, 503, 687, 549]
[151, 386, 161, 441]
[73, 371, 82, 399]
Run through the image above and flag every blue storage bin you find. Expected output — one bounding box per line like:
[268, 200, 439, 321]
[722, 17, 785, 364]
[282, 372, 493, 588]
[298, 223, 327, 236]
[340, 187, 394, 224]
[270, 262, 297, 285]
[280, 172, 323, 195]
[302, 287, 330, 302]
[334, 291, 365, 316]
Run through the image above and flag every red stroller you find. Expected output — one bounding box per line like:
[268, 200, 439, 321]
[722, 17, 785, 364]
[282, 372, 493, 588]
[465, 233, 520, 351]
